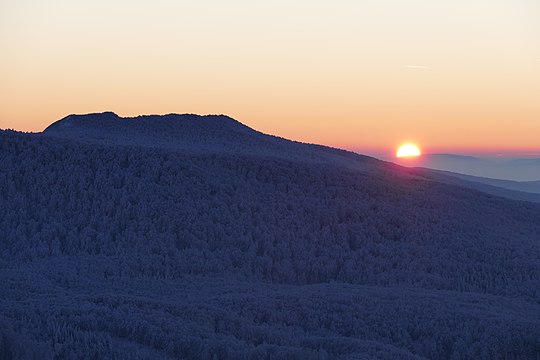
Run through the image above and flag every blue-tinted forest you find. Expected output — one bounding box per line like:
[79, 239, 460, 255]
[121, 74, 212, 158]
[1, 114, 539, 359]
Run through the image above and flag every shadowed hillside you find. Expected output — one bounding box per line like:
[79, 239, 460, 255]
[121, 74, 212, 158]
[44, 112, 379, 169]
[1, 114, 539, 359]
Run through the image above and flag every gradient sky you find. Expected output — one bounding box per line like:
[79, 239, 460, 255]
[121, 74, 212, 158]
[1, 0, 539, 155]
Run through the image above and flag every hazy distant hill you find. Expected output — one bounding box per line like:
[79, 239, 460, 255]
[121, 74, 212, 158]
[398, 167, 540, 203]
[396, 153, 540, 182]
[1, 113, 539, 359]
[428, 170, 540, 194]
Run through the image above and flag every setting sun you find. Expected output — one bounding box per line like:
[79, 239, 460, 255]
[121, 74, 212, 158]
[396, 143, 421, 158]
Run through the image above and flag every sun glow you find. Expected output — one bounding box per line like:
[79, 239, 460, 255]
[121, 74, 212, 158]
[396, 143, 421, 158]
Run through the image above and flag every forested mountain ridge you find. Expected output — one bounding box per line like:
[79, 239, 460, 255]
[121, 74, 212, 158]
[43, 112, 259, 148]
[42, 112, 540, 203]
[43, 112, 379, 169]
[1, 114, 540, 359]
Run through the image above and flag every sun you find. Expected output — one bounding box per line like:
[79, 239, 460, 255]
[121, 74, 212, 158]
[396, 143, 421, 158]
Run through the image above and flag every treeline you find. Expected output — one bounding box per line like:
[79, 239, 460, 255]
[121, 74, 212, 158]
[1, 129, 540, 359]
[1, 130, 539, 296]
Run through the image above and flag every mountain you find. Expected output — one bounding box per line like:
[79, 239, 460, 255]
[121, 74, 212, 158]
[43, 112, 540, 202]
[44, 112, 379, 170]
[1, 113, 539, 359]
[43, 112, 263, 152]
[395, 153, 540, 182]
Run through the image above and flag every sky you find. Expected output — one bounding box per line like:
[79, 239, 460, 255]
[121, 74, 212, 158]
[1, 0, 539, 156]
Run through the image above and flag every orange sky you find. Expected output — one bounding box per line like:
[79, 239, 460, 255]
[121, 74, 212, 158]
[1, 0, 539, 154]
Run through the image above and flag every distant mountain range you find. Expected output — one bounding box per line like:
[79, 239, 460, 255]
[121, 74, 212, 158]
[395, 153, 540, 182]
[1, 112, 539, 359]
[428, 170, 540, 194]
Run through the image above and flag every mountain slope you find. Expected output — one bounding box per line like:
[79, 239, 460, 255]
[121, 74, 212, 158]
[43, 112, 379, 170]
[1, 114, 540, 359]
[44, 112, 540, 203]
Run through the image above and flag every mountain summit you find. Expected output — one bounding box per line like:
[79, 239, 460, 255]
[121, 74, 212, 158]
[43, 112, 378, 168]
[45, 112, 259, 149]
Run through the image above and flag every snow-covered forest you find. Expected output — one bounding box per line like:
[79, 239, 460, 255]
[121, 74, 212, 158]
[1, 113, 539, 359]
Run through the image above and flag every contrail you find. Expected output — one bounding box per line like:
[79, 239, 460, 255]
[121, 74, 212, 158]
[405, 65, 429, 69]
